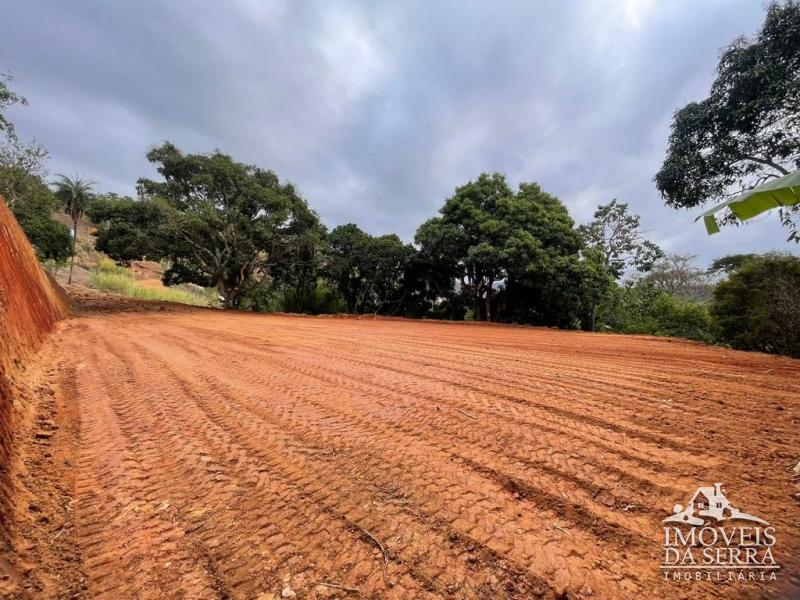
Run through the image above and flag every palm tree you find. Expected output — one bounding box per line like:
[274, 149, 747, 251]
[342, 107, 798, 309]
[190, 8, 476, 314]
[53, 174, 95, 284]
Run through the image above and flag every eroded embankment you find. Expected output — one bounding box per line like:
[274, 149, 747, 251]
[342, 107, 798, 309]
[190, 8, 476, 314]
[0, 198, 69, 558]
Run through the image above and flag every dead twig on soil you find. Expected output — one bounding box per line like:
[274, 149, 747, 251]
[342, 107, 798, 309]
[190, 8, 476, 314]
[353, 523, 395, 587]
[318, 582, 361, 593]
[553, 525, 570, 534]
[185, 522, 205, 534]
[455, 408, 477, 420]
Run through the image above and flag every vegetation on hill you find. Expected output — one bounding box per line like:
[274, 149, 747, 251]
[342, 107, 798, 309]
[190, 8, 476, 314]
[89, 259, 213, 307]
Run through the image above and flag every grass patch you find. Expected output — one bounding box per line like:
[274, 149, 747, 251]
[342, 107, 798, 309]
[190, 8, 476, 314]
[89, 259, 211, 307]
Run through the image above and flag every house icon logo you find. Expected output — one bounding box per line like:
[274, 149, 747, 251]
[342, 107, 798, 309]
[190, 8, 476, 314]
[663, 482, 768, 526]
[661, 482, 778, 583]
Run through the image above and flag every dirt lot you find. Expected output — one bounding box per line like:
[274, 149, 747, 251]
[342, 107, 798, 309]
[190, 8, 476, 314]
[7, 298, 800, 599]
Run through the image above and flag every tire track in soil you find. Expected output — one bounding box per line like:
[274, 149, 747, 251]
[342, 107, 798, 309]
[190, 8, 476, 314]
[88, 324, 558, 599]
[162, 325, 693, 476]
[112, 334, 562, 599]
[155, 324, 697, 493]
[119, 326, 725, 598]
[152, 328, 672, 524]
[55, 311, 800, 600]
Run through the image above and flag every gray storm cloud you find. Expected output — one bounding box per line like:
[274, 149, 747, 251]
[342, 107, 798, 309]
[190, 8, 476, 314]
[2, 0, 795, 263]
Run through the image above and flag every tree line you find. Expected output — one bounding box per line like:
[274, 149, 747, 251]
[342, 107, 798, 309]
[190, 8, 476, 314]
[84, 145, 614, 326]
[6, 136, 797, 357]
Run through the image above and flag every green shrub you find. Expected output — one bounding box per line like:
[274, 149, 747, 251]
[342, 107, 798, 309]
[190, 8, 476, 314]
[94, 257, 129, 276]
[597, 282, 712, 342]
[648, 294, 713, 342]
[239, 279, 346, 314]
[710, 253, 800, 357]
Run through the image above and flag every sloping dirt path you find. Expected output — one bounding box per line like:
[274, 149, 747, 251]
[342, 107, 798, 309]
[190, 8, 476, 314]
[15, 308, 800, 599]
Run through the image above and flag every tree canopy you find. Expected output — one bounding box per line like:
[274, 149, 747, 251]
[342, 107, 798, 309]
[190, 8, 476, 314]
[94, 143, 321, 308]
[655, 1, 800, 238]
[416, 173, 609, 326]
[578, 199, 662, 279]
[328, 224, 414, 314]
[711, 253, 800, 357]
[4, 169, 71, 262]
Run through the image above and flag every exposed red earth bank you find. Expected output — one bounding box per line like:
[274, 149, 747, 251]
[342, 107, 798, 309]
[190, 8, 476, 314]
[1, 200, 799, 599]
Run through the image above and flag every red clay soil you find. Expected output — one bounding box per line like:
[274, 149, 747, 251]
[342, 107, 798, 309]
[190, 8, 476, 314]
[0, 199, 69, 577]
[3, 294, 799, 599]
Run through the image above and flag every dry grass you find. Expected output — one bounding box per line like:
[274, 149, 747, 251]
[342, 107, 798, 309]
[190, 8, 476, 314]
[89, 259, 211, 307]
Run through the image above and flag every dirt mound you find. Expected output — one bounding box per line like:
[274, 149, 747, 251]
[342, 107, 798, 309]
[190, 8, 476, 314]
[0, 198, 69, 553]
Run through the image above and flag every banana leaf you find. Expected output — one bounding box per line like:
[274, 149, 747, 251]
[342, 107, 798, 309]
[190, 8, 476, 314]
[697, 170, 800, 234]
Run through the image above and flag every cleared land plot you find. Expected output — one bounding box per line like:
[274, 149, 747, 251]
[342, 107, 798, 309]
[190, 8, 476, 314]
[30, 309, 800, 599]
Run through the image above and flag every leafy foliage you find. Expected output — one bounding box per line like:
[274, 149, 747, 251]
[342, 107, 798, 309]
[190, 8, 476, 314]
[416, 174, 605, 326]
[655, 1, 800, 238]
[597, 282, 713, 342]
[707, 253, 757, 276]
[640, 253, 712, 300]
[578, 199, 662, 278]
[328, 223, 415, 314]
[710, 253, 800, 356]
[89, 194, 174, 263]
[100, 143, 320, 308]
[501, 247, 611, 329]
[6, 171, 71, 261]
[0, 135, 49, 207]
[0, 72, 50, 209]
[0, 72, 25, 137]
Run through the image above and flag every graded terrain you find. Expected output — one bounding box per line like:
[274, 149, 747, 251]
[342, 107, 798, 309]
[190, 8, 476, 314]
[6, 299, 799, 600]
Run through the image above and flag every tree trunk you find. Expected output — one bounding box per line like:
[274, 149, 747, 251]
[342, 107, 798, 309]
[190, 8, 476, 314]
[224, 290, 237, 309]
[484, 284, 492, 322]
[590, 303, 598, 332]
[217, 278, 237, 310]
[68, 220, 78, 284]
[472, 273, 480, 321]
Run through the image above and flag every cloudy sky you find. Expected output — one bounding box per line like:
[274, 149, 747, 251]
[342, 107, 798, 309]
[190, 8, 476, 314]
[2, 0, 796, 264]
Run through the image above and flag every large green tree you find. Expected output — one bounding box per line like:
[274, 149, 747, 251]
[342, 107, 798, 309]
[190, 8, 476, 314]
[328, 223, 415, 314]
[267, 201, 330, 313]
[655, 1, 800, 239]
[710, 253, 800, 356]
[88, 193, 171, 262]
[109, 143, 318, 309]
[417, 173, 610, 326]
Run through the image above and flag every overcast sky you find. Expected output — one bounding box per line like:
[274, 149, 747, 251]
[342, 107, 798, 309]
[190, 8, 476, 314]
[2, 0, 796, 264]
